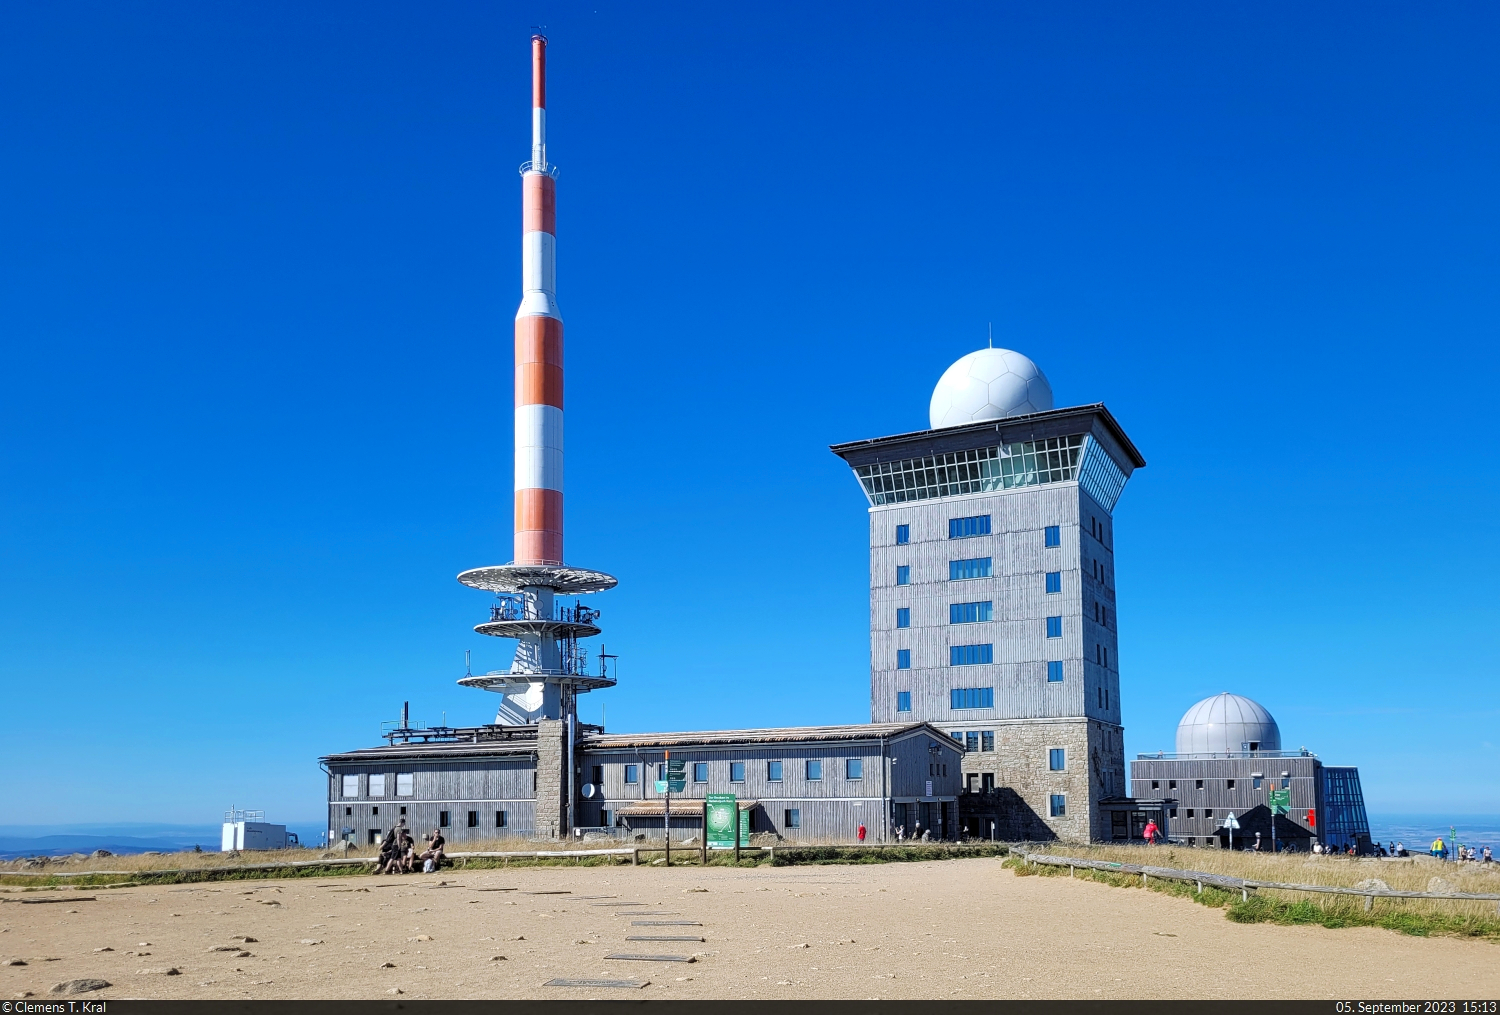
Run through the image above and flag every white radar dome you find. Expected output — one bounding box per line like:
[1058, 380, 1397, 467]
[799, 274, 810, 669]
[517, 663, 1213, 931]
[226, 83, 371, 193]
[929, 348, 1053, 429]
[1175, 693, 1282, 756]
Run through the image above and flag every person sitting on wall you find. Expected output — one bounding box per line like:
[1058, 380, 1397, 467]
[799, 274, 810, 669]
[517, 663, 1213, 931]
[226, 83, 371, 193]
[420, 829, 447, 873]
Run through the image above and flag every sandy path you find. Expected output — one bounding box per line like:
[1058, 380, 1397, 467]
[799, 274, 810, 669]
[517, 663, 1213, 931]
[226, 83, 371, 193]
[3, 858, 1495, 999]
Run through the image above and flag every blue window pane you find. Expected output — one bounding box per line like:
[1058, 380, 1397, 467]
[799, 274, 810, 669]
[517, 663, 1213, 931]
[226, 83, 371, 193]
[767, 761, 783, 781]
[896, 608, 910, 628]
[965, 732, 979, 752]
[896, 649, 911, 669]
[1045, 571, 1061, 594]
[846, 759, 862, 779]
[730, 762, 746, 782]
[896, 691, 912, 712]
[624, 764, 639, 784]
[785, 808, 801, 829]
[806, 760, 822, 781]
[896, 565, 911, 586]
[982, 731, 994, 751]
[948, 515, 992, 539]
[895, 524, 910, 545]
[1047, 660, 1064, 683]
[1044, 525, 1061, 548]
[1046, 616, 1063, 638]
[693, 762, 708, 782]
[949, 557, 992, 581]
[1049, 749, 1065, 771]
[949, 601, 994, 624]
[949, 643, 993, 666]
[949, 687, 994, 709]
[1049, 794, 1066, 817]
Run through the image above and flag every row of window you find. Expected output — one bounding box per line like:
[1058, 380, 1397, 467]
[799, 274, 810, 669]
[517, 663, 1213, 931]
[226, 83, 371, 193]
[896, 585, 1072, 629]
[897, 561, 1082, 590]
[1147, 775, 1290, 792]
[620, 759, 864, 783]
[894, 663, 1066, 713]
[894, 619, 1065, 672]
[894, 521, 1065, 547]
[342, 773, 415, 798]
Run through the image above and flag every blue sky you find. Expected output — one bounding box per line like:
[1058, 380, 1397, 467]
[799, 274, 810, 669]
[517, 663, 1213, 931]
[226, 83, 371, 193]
[2, 1, 1497, 828]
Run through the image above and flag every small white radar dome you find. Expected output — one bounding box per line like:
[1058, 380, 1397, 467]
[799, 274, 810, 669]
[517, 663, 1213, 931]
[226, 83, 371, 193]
[929, 348, 1053, 429]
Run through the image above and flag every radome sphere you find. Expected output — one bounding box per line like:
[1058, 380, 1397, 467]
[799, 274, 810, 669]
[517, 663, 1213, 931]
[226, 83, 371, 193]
[1175, 693, 1282, 756]
[929, 348, 1053, 429]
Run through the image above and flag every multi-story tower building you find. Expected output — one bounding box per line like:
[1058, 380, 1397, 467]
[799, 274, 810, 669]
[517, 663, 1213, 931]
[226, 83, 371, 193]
[831, 347, 1145, 841]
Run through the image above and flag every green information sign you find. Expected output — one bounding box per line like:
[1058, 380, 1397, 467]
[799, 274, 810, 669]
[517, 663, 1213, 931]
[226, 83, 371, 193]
[706, 794, 738, 850]
[666, 760, 686, 775]
[668, 779, 686, 792]
[1268, 788, 1291, 815]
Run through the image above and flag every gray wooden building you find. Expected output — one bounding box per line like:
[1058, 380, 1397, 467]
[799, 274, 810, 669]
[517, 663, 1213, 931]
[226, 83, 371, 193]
[322, 721, 964, 846]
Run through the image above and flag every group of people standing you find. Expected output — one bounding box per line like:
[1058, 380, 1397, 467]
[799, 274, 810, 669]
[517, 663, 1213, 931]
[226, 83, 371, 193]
[376, 820, 446, 874]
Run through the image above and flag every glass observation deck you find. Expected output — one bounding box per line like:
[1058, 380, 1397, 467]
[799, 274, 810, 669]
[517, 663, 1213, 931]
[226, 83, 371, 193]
[855, 435, 1084, 506]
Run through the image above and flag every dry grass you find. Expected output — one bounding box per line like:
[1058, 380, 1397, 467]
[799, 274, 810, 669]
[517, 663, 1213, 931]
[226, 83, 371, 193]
[1007, 842, 1500, 936]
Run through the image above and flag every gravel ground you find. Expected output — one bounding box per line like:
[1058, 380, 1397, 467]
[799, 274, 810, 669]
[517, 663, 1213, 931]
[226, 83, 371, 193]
[3, 858, 1496, 1000]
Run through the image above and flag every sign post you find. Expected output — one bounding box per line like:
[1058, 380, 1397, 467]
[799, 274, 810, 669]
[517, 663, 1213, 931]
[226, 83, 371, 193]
[663, 754, 686, 867]
[1222, 811, 1240, 851]
[706, 794, 738, 857]
[1268, 788, 1291, 853]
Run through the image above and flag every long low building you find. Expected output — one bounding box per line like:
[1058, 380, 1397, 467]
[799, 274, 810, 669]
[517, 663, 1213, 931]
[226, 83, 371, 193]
[322, 721, 965, 846]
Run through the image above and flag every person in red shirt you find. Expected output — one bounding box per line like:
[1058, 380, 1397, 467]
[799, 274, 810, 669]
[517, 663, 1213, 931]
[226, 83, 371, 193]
[1143, 819, 1159, 845]
[857, 824, 867, 843]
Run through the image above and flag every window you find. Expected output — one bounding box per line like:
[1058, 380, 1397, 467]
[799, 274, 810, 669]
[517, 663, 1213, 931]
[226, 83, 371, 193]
[896, 691, 912, 712]
[949, 643, 993, 666]
[1205, 809, 1214, 820]
[949, 557, 992, 581]
[591, 765, 603, 785]
[1049, 748, 1066, 771]
[1168, 807, 1177, 818]
[467, 810, 478, 828]
[369, 774, 385, 797]
[1046, 616, 1062, 638]
[1044, 525, 1061, 547]
[896, 649, 912, 669]
[962, 731, 977, 752]
[439, 811, 450, 828]
[950, 687, 994, 709]
[1150, 780, 1159, 790]
[767, 761, 783, 782]
[981, 731, 994, 752]
[846, 759, 862, 779]
[806, 760, 822, 781]
[784, 808, 801, 829]
[1049, 794, 1066, 817]
[896, 565, 911, 585]
[1045, 571, 1062, 594]
[982, 772, 995, 791]
[1168, 780, 1177, 790]
[948, 514, 992, 539]
[949, 601, 993, 624]
[1047, 660, 1064, 683]
[495, 810, 507, 828]
[896, 607, 910, 628]
[1195, 780, 1204, 790]
[950, 731, 963, 744]
[368, 829, 380, 845]
[399, 806, 406, 815]
[624, 764, 639, 784]
[693, 762, 708, 783]
[1252, 775, 1263, 790]
[730, 762, 746, 782]
[371, 806, 378, 816]
[342, 775, 359, 797]
[1186, 808, 1195, 818]
[854, 436, 1085, 505]
[1281, 775, 1290, 789]
[895, 524, 910, 545]
[1226, 779, 1236, 790]
[396, 773, 414, 797]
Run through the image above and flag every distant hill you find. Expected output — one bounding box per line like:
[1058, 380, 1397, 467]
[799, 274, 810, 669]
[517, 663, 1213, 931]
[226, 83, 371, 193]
[0, 832, 218, 858]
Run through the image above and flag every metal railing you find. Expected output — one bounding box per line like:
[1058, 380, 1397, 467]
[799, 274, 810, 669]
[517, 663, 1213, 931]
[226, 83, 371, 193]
[487, 600, 600, 626]
[1135, 750, 1316, 760]
[1020, 850, 1500, 911]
